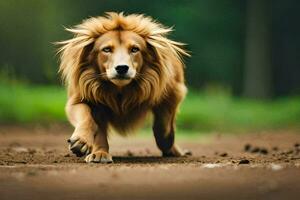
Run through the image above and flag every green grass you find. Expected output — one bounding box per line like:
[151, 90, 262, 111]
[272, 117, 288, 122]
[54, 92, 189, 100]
[0, 82, 300, 132]
[178, 92, 300, 131]
[0, 83, 66, 123]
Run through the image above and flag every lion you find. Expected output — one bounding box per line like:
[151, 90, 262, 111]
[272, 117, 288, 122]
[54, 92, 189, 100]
[57, 12, 190, 163]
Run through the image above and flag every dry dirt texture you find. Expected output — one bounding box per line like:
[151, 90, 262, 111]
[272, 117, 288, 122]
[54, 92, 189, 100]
[0, 125, 299, 200]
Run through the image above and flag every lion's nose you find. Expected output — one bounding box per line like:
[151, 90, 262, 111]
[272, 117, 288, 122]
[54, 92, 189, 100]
[115, 65, 129, 75]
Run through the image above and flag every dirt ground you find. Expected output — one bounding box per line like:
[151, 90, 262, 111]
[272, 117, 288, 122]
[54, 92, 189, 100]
[0, 125, 299, 200]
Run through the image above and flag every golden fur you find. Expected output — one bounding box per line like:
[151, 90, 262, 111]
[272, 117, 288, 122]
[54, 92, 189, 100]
[57, 12, 190, 163]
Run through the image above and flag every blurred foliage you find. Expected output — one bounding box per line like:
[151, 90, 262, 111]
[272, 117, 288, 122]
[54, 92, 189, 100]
[0, 83, 66, 123]
[1, 81, 299, 132]
[0, 1, 299, 128]
[0, 0, 299, 96]
[179, 90, 300, 131]
[0, 0, 246, 91]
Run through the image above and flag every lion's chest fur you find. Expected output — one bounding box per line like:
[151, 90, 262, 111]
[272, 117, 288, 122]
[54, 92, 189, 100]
[89, 100, 151, 134]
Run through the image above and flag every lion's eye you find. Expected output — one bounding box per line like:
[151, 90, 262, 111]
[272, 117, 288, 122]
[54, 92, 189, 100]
[102, 47, 112, 53]
[130, 47, 139, 53]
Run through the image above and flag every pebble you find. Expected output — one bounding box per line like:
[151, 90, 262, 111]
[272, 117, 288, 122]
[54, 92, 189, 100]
[238, 159, 250, 164]
[244, 144, 251, 152]
[220, 153, 228, 157]
[12, 147, 28, 153]
[126, 150, 134, 157]
[272, 147, 279, 151]
[270, 164, 283, 171]
[251, 147, 260, 153]
[260, 148, 268, 155]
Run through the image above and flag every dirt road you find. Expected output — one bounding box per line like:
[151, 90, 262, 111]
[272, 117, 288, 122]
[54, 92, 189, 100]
[0, 125, 299, 200]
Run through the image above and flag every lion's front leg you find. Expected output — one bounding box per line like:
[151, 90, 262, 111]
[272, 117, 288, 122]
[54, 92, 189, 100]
[85, 130, 113, 163]
[66, 98, 98, 157]
[67, 126, 96, 157]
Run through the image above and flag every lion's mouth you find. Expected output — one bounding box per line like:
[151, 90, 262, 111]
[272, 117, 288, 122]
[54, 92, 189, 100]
[112, 75, 132, 80]
[110, 76, 132, 87]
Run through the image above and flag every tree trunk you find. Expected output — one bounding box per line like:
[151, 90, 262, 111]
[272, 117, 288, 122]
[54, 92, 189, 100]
[243, 0, 272, 98]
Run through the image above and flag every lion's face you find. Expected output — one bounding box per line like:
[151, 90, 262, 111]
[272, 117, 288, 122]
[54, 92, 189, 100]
[93, 31, 146, 87]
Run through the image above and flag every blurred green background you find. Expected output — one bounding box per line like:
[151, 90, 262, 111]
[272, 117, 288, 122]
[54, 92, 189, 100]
[0, 0, 299, 132]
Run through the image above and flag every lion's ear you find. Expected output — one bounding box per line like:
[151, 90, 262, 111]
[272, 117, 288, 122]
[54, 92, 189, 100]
[146, 35, 189, 68]
[145, 43, 160, 63]
[80, 42, 95, 66]
[143, 41, 173, 81]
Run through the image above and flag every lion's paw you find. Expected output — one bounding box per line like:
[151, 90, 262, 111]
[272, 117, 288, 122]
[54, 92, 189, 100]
[67, 135, 93, 157]
[162, 145, 192, 157]
[85, 150, 113, 163]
